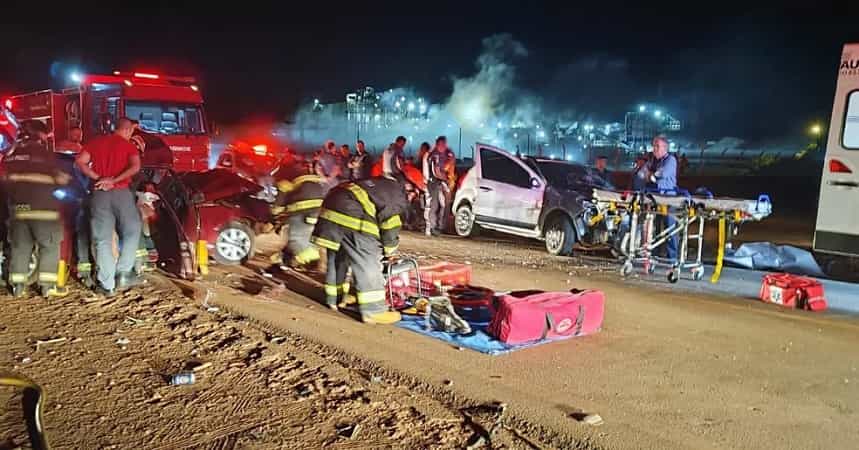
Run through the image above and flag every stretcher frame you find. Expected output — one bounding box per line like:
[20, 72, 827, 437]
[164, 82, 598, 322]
[591, 189, 772, 283]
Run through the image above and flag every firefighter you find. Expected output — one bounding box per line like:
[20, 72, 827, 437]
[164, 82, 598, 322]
[311, 176, 408, 324]
[1, 120, 70, 297]
[273, 153, 341, 269]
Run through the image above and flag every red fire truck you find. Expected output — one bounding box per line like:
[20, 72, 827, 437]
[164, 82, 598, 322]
[6, 71, 210, 171]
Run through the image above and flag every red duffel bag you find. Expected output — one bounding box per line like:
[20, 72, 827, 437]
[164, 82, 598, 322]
[489, 289, 605, 344]
[759, 273, 827, 311]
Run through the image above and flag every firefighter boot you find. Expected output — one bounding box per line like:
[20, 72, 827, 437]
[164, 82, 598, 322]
[361, 310, 402, 325]
[11, 284, 27, 298]
[78, 271, 95, 289]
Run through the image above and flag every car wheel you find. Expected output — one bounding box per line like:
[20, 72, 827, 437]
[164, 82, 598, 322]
[454, 204, 479, 237]
[544, 215, 576, 256]
[213, 221, 255, 265]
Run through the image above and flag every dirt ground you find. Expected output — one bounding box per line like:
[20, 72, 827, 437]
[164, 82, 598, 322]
[0, 276, 543, 449]
[2, 228, 858, 450]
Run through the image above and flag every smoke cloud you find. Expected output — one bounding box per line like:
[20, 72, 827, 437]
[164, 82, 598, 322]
[280, 33, 590, 161]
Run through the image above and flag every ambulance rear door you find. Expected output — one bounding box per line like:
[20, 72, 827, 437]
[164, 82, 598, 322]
[814, 43, 859, 256]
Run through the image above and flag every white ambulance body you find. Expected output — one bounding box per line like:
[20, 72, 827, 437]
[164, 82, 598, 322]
[814, 43, 859, 257]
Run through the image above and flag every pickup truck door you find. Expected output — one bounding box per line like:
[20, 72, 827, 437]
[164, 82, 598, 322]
[474, 145, 544, 228]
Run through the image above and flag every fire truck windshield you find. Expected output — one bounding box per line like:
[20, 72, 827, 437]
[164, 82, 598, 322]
[125, 101, 206, 135]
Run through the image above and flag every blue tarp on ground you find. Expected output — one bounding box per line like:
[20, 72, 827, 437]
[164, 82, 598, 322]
[395, 315, 578, 355]
[724, 242, 825, 277]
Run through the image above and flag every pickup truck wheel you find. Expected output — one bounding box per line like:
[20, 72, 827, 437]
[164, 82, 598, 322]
[213, 221, 255, 265]
[454, 204, 479, 237]
[545, 216, 576, 256]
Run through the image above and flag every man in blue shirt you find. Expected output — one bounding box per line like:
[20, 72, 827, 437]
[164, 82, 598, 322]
[647, 136, 679, 261]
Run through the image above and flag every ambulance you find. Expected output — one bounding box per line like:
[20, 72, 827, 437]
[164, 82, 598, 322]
[815, 43, 859, 257]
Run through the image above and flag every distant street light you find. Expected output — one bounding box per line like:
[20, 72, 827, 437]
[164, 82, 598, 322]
[654, 109, 662, 118]
[638, 105, 646, 112]
[810, 124, 822, 135]
[407, 102, 415, 111]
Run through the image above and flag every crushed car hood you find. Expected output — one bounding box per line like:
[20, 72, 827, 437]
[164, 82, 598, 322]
[179, 169, 262, 202]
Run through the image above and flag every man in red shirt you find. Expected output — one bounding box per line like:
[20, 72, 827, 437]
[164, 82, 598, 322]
[75, 117, 142, 295]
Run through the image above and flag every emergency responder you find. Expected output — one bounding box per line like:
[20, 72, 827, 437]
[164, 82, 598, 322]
[75, 117, 142, 296]
[129, 121, 172, 273]
[647, 135, 679, 261]
[311, 176, 408, 324]
[347, 140, 372, 180]
[382, 136, 407, 181]
[273, 153, 342, 269]
[423, 136, 454, 236]
[415, 142, 431, 171]
[1, 120, 69, 297]
[594, 155, 614, 188]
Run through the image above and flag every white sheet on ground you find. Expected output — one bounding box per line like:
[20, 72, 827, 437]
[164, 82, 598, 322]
[724, 242, 824, 277]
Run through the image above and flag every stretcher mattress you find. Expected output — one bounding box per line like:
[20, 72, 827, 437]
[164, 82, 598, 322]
[592, 189, 772, 220]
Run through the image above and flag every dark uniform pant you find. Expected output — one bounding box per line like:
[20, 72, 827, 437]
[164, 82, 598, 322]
[8, 219, 62, 287]
[323, 230, 386, 315]
[75, 201, 94, 278]
[424, 181, 448, 234]
[284, 214, 320, 266]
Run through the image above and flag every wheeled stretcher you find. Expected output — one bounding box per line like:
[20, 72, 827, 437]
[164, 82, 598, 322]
[591, 189, 772, 283]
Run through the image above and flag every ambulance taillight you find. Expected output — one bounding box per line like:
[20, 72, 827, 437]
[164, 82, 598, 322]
[829, 159, 852, 173]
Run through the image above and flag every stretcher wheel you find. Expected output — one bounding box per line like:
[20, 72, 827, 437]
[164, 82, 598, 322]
[667, 270, 680, 284]
[620, 262, 634, 277]
[691, 267, 705, 281]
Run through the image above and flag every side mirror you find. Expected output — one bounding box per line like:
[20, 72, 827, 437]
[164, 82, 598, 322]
[530, 177, 541, 189]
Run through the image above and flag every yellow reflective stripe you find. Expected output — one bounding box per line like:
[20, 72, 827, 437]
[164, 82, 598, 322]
[272, 206, 285, 215]
[276, 180, 294, 193]
[311, 236, 341, 251]
[380, 214, 402, 230]
[325, 282, 350, 296]
[14, 210, 60, 220]
[286, 199, 323, 213]
[345, 183, 377, 217]
[9, 273, 29, 283]
[77, 263, 92, 271]
[294, 247, 320, 264]
[356, 290, 386, 304]
[7, 173, 57, 184]
[38, 272, 58, 283]
[305, 216, 318, 225]
[384, 245, 398, 256]
[324, 284, 339, 297]
[136, 249, 149, 257]
[318, 209, 380, 237]
[294, 175, 323, 185]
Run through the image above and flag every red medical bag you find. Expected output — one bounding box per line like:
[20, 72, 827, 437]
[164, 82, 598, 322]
[489, 290, 605, 344]
[759, 273, 827, 312]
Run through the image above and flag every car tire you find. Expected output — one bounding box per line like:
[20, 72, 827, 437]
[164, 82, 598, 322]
[454, 203, 480, 237]
[213, 221, 255, 265]
[544, 215, 576, 256]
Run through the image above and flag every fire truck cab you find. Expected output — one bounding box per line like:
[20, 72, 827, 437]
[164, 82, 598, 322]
[7, 71, 210, 171]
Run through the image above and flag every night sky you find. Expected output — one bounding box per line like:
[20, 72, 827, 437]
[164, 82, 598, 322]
[2, 3, 857, 141]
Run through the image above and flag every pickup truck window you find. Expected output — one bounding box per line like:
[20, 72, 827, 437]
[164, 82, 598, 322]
[480, 149, 531, 188]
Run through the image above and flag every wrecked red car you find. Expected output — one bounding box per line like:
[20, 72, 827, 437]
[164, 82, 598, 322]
[148, 168, 272, 279]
